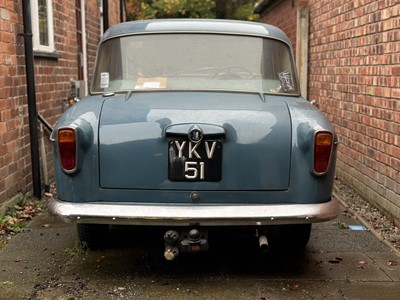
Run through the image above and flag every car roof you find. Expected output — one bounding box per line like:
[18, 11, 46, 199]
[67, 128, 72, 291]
[101, 19, 291, 45]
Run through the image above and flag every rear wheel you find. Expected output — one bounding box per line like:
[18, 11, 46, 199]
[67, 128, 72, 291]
[267, 224, 312, 252]
[77, 224, 109, 250]
[278, 224, 312, 250]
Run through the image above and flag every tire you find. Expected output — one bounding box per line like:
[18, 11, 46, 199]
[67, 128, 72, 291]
[77, 224, 109, 250]
[278, 224, 312, 251]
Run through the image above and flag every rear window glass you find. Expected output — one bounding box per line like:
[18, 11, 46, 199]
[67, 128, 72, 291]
[92, 34, 298, 94]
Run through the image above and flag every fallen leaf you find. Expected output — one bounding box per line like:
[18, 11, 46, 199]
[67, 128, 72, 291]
[289, 283, 300, 291]
[19, 214, 32, 220]
[42, 224, 52, 228]
[387, 260, 397, 266]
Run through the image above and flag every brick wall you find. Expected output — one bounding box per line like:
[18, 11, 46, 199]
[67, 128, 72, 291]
[309, 0, 399, 222]
[0, 1, 29, 201]
[259, 0, 400, 222]
[0, 0, 120, 205]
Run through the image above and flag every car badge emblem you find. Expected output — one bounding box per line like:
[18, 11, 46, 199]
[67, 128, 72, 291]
[188, 126, 203, 143]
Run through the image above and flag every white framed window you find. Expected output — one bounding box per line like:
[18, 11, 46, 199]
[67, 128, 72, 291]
[31, 0, 55, 53]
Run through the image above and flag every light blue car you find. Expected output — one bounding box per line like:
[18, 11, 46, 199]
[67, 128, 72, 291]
[50, 19, 339, 260]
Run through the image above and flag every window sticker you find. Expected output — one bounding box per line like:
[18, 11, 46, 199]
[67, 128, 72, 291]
[135, 77, 167, 90]
[278, 71, 294, 92]
[100, 72, 109, 89]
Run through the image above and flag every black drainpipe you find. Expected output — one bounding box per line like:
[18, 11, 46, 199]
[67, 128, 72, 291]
[22, 0, 42, 199]
[120, 0, 124, 23]
[103, 0, 109, 33]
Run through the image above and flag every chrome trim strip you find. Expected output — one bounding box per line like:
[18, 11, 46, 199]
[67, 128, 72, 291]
[49, 198, 340, 226]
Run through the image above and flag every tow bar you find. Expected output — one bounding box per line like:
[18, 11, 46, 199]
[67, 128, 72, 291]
[164, 228, 209, 261]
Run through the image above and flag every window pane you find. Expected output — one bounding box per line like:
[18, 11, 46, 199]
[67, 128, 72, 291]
[92, 34, 298, 94]
[38, 0, 49, 46]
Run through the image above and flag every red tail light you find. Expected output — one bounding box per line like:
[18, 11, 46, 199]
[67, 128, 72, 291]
[58, 128, 77, 173]
[313, 131, 333, 174]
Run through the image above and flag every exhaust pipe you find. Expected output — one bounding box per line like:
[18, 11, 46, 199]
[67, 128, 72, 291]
[259, 234, 269, 253]
[257, 229, 269, 253]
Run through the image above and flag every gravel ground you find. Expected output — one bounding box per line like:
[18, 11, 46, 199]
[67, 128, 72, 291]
[333, 178, 400, 253]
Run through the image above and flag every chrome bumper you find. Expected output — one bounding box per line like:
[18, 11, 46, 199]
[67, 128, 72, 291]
[48, 197, 340, 226]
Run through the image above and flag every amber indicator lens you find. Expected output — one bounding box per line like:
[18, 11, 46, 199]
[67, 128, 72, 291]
[58, 128, 77, 172]
[314, 132, 333, 174]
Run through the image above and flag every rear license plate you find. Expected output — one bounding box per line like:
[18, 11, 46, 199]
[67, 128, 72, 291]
[168, 139, 222, 181]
